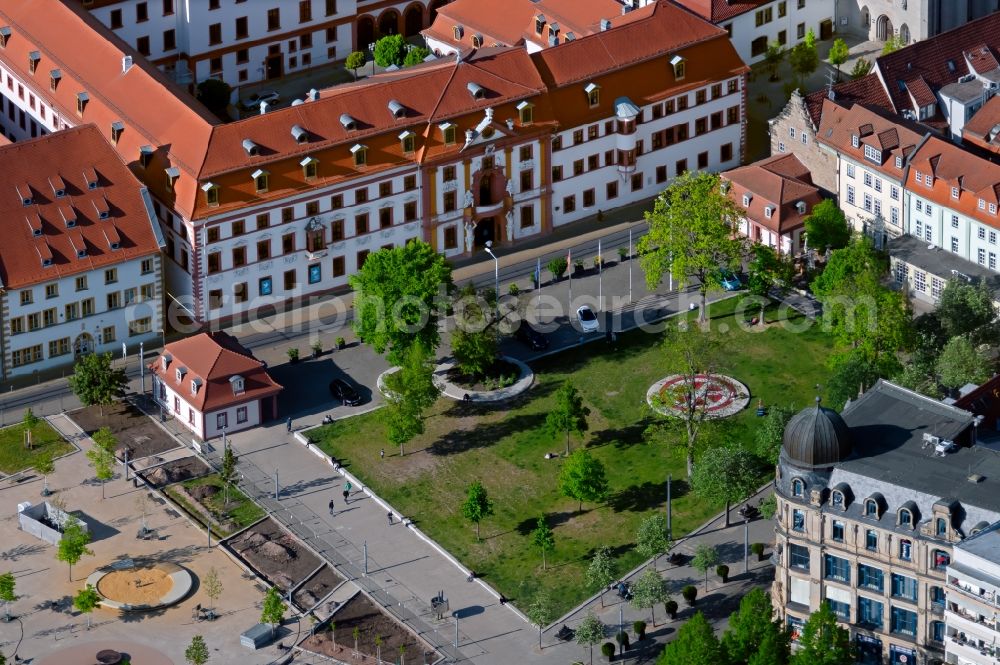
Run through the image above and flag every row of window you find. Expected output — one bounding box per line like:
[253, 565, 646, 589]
[104, 0, 336, 30]
[16, 261, 154, 307]
[749, 22, 810, 57]
[10, 285, 155, 335]
[11, 318, 149, 367]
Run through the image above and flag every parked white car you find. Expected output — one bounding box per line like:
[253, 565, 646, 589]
[576, 305, 600, 333]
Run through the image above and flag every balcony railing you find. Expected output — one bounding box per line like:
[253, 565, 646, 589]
[948, 577, 999, 607]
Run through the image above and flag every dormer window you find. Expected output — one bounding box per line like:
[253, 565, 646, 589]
[76, 92, 89, 116]
[743, 194, 752, 206]
[110, 121, 125, 145]
[796, 201, 807, 214]
[230, 375, 245, 395]
[851, 135, 859, 148]
[139, 145, 154, 168]
[388, 99, 406, 119]
[28, 51, 39, 74]
[831, 490, 844, 508]
[251, 169, 269, 193]
[453, 24, 463, 40]
[670, 55, 685, 80]
[951, 187, 959, 199]
[300, 156, 318, 180]
[350, 144, 367, 167]
[980, 198, 987, 210]
[584, 82, 600, 107]
[399, 131, 415, 154]
[517, 101, 534, 125]
[471, 33, 482, 48]
[49, 69, 60, 91]
[291, 124, 309, 144]
[764, 205, 774, 219]
[202, 182, 220, 207]
[242, 138, 260, 156]
[863, 144, 881, 163]
[791, 478, 804, 497]
[175, 367, 186, 382]
[440, 123, 457, 145]
[991, 203, 998, 215]
[898, 508, 913, 527]
[0, 26, 10, 49]
[467, 82, 485, 100]
[535, 14, 545, 35]
[190, 378, 201, 396]
[165, 167, 180, 193]
[865, 498, 880, 517]
[895, 156, 902, 168]
[161, 353, 171, 371]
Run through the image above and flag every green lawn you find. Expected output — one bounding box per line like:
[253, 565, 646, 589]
[0, 420, 74, 475]
[309, 297, 836, 614]
[164, 473, 264, 537]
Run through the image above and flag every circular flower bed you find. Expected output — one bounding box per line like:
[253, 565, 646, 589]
[646, 374, 750, 419]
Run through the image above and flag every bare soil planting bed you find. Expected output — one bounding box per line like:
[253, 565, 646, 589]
[293, 565, 343, 612]
[71, 401, 180, 460]
[139, 456, 210, 488]
[225, 517, 321, 591]
[300, 592, 435, 662]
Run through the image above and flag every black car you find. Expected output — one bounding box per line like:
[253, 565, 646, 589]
[328, 378, 363, 406]
[515, 321, 549, 350]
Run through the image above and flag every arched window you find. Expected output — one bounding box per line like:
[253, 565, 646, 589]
[791, 478, 804, 497]
[831, 491, 844, 508]
[899, 508, 912, 527]
[865, 499, 878, 517]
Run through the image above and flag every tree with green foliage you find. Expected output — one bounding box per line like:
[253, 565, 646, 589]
[219, 444, 238, 507]
[185, 635, 209, 665]
[721, 588, 789, 665]
[804, 27, 816, 50]
[451, 290, 498, 377]
[526, 591, 554, 649]
[804, 199, 851, 251]
[754, 405, 795, 464]
[57, 518, 93, 582]
[559, 449, 608, 512]
[789, 39, 819, 86]
[850, 57, 872, 79]
[691, 544, 720, 592]
[196, 78, 232, 119]
[260, 587, 286, 637]
[545, 381, 591, 456]
[34, 452, 54, 496]
[22, 408, 39, 449]
[350, 239, 453, 364]
[68, 352, 127, 416]
[575, 611, 606, 665]
[631, 567, 668, 626]
[792, 602, 855, 665]
[381, 342, 439, 457]
[826, 350, 891, 408]
[828, 38, 850, 81]
[403, 46, 431, 66]
[345, 51, 366, 80]
[750, 625, 792, 665]
[547, 257, 568, 280]
[0, 573, 16, 622]
[87, 427, 117, 499]
[936, 278, 998, 343]
[764, 41, 785, 81]
[882, 34, 906, 55]
[531, 516, 555, 570]
[73, 584, 101, 629]
[937, 336, 991, 390]
[635, 513, 671, 566]
[461, 480, 494, 541]
[202, 567, 223, 613]
[746, 244, 793, 312]
[692, 446, 764, 527]
[656, 612, 723, 665]
[638, 171, 743, 321]
[373, 34, 406, 67]
[586, 546, 616, 608]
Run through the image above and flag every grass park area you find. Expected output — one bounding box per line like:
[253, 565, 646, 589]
[0, 419, 74, 475]
[164, 473, 265, 537]
[309, 297, 836, 614]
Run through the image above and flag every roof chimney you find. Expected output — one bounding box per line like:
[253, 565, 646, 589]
[259, 101, 270, 114]
[121, 55, 133, 74]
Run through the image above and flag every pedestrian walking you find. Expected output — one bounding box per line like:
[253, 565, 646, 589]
[343, 481, 352, 504]
[328, 499, 335, 515]
[286, 416, 292, 432]
[387, 511, 393, 525]
[380, 448, 385, 460]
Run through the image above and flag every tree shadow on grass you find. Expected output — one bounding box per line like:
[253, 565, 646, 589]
[588, 419, 656, 450]
[514, 510, 578, 536]
[427, 413, 546, 455]
[608, 481, 668, 514]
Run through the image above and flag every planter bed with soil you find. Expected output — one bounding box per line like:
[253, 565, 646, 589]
[70, 400, 180, 460]
[299, 591, 437, 663]
[444, 358, 521, 392]
[292, 565, 344, 612]
[138, 456, 211, 489]
[224, 517, 321, 592]
[162, 473, 264, 538]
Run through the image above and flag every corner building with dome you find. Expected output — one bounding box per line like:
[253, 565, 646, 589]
[772, 380, 1000, 665]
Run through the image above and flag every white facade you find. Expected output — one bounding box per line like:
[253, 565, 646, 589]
[834, 0, 1000, 44]
[837, 154, 906, 247]
[904, 189, 1000, 272]
[3, 255, 163, 379]
[737, 218, 800, 254]
[0, 62, 67, 143]
[721, 0, 831, 66]
[944, 529, 1000, 665]
[152, 373, 262, 440]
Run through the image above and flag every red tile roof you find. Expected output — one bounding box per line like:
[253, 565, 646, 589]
[723, 153, 821, 235]
[0, 124, 161, 289]
[906, 134, 1000, 228]
[816, 101, 926, 180]
[671, 0, 771, 23]
[803, 74, 894, 127]
[150, 332, 282, 412]
[966, 43, 1000, 75]
[963, 94, 1000, 154]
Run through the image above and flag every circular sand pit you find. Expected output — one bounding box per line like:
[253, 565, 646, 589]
[647, 374, 750, 419]
[86, 561, 193, 611]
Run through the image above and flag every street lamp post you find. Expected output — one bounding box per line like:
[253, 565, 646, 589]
[484, 241, 500, 326]
[744, 518, 750, 574]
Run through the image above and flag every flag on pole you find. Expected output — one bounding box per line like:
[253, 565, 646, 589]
[598, 240, 602, 275]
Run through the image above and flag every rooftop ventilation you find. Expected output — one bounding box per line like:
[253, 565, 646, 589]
[16, 184, 32, 206]
[83, 167, 98, 189]
[307, 88, 318, 101]
[291, 99, 304, 106]
[59, 205, 77, 228]
[467, 82, 485, 99]
[340, 113, 357, 130]
[600, 18, 611, 30]
[49, 175, 66, 198]
[291, 124, 309, 143]
[388, 99, 406, 118]
[242, 138, 260, 156]
[259, 101, 270, 114]
[121, 55, 133, 74]
[25, 212, 42, 237]
[93, 197, 110, 219]
[969, 473, 985, 484]
[566, 32, 575, 41]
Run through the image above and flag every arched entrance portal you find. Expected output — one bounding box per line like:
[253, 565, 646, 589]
[74, 332, 94, 356]
[876, 15, 893, 41]
[379, 10, 400, 37]
[358, 16, 375, 50]
[404, 5, 424, 37]
[474, 217, 495, 248]
[899, 23, 910, 45]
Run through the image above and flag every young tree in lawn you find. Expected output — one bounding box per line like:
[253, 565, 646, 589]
[373, 34, 406, 67]
[936, 336, 991, 390]
[460, 480, 494, 541]
[22, 408, 39, 449]
[526, 591, 554, 649]
[86, 429, 117, 499]
[545, 381, 590, 456]
[57, 518, 93, 581]
[586, 546, 616, 608]
[828, 38, 850, 81]
[73, 584, 101, 629]
[575, 611, 606, 665]
[185, 635, 210, 665]
[692, 446, 764, 527]
[792, 602, 855, 665]
[850, 57, 872, 79]
[804, 199, 851, 252]
[345, 51, 366, 80]
[68, 352, 127, 416]
[403, 46, 431, 66]
[0, 573, 16, 622]
[656, 611, 723, 665]
[691, 544, 720, 592]
[531, 517, 555, 570]
[635, 514, 671, 568]
[638, 171, 743, 322]
[721, 588, 790, 665]
[651, 322, 727, 478]
[350, 239, 453, 365]
[202, 567, 224, 614]
[630, 567, 668, 626]
[34, 453, 55, 496]
[381, 342, 439, 456]
[559, 449, 609, 512]
[219, 444, 238, 507]
[260, 587, 287, 638]
[804, 27, 816, 50]
[764, 41, 785, 81]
